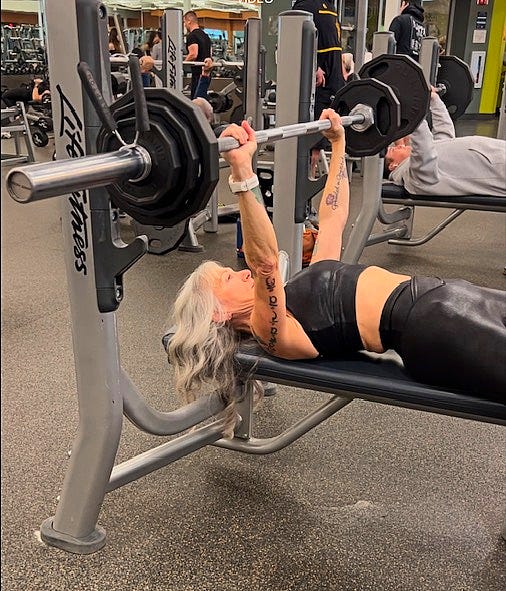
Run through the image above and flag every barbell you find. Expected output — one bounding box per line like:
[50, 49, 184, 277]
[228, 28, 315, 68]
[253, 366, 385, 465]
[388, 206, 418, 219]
[359, 53, 473, 122]
[183, 60, 244, 68]
[7, 55, 429, 230]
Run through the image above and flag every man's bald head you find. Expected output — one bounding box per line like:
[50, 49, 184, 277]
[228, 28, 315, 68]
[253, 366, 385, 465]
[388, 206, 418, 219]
[192, 97, 213, 123]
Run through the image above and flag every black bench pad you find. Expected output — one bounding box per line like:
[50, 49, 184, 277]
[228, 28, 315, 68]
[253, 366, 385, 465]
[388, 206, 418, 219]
[381, 183, 506, 210]
[236, 339, 506, 425]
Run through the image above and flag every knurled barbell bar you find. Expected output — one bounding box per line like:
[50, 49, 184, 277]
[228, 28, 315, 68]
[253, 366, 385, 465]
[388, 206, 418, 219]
[183, 60, 244, 68]
[7, 54, 429, 229]
[6, 102, 372, 204]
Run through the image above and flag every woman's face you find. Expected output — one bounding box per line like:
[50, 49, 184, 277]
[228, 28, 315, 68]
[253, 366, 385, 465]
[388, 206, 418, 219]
[211, 266, 255, 315]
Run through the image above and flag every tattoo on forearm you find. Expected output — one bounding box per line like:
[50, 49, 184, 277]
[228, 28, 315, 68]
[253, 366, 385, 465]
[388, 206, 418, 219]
[265, 276, 278, 353]
[251, 185, 265, 206]
[323, 157, 347, 210]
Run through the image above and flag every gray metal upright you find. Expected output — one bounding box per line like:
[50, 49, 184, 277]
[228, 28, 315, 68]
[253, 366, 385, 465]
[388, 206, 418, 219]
[160, 8, 183, 92]
[354, 0, 369, 72]
[341, 31, 397, 263]
[273, 11, 319, 276]
[39, 0, 137, 554]
[419, 37, 440, 86]
[243, 18, 263, 133]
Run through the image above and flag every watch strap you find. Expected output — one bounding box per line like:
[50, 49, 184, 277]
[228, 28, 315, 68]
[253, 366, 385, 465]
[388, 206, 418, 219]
[228, 174, 259, 194]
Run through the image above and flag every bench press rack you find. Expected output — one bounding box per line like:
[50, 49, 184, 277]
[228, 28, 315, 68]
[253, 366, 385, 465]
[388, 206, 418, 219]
[8, 1, 504, 556]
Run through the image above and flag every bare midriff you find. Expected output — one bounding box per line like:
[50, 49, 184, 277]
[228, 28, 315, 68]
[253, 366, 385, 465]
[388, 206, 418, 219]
[355, 266, 412, 353]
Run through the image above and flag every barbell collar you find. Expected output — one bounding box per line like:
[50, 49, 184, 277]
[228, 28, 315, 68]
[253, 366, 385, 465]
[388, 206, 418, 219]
[6, 146, 149, 203]
[349, 104, 375, 133]
[435, 83, 447, 96]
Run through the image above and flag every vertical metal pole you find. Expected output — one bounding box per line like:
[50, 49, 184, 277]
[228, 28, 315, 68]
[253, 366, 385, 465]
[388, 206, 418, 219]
[378, 0, 385, 31]
[112, 11, 127, 54]
[498, 75, 506, 141]
[419, 37, 440, 86]
[161, 8, 183, 91]
[273, 11, 316, 276]
[243, 18, 263, 132]
[39, 0, 124, 554]
[37, 1, 45, 47]
[354, 0, 368, 72]
[383, 0, 399, 33]
[342, 31, 396, 263]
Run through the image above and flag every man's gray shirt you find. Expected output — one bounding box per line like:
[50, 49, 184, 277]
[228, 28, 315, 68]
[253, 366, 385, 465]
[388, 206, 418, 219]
[390, 94, 506, 197]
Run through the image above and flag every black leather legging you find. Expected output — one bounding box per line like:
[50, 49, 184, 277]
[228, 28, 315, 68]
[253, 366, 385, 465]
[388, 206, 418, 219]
[380, 276, 506, 400]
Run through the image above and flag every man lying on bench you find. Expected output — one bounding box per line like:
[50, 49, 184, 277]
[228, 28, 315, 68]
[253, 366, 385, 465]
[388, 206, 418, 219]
[167, 109, 505, 438]
[383, 87, 506, 197]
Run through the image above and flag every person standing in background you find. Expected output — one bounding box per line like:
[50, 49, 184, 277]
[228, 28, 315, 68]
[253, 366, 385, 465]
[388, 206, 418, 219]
[292, 0, 346, 119]
[388, 0, 426, 61]
[150, 30, 163, 62]
[108, 27, 123, 54]
[183, 11, 212, 100]
[291, 0, 346, 170]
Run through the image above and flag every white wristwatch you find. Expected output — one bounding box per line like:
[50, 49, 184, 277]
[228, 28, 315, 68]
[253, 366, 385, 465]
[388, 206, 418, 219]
[228, 174, 259, 194]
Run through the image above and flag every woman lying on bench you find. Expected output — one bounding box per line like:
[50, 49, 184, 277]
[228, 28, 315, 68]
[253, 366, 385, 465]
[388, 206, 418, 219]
[168, 109, 505, 437]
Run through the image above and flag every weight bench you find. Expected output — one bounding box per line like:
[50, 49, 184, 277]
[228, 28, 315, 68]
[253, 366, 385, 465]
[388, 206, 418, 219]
[162, 333, 506, 436]
[235, 338, 506, 422]
[381, 182, 506, 247]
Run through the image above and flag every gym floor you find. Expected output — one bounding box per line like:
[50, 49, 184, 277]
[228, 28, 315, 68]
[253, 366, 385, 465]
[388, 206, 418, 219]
[1, 118, 505, 591]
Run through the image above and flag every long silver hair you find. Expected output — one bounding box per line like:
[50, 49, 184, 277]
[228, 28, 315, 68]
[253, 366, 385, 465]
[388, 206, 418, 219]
[168, 261, 263, 438]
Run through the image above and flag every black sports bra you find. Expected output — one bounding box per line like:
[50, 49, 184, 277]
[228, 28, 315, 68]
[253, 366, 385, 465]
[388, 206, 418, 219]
[284, 260, 367, 357]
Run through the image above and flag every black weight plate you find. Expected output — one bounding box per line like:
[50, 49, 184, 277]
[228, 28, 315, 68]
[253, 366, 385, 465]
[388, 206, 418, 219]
[437, 55, 473, 120]
[207, 90, 233, 113]
[331, 78, 401, 157]
[359, 54, 430, 141]
[108, 102, 207, 222]
[101, 96, 200, 209]
[151, 88, 219, 224]
[32, 128, 49, 147]
[103, 107, 197, 210]
[97, 88, 219, 228]
[36, 116, 53, 132]
[101, 116, 184, 216]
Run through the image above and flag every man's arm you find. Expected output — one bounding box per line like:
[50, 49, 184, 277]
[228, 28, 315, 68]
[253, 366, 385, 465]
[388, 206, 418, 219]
[193, 58, 213, 100]
[185, 43, 198, 61]
[397, 118, 440, 190]
[429, 90, 456, 140]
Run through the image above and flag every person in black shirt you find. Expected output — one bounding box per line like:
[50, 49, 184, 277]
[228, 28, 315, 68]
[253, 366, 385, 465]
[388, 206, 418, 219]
[292, 0, 346, 168]
[388, 0, 426, 61]
[2, 78, 50, 108]
[183, 11, 212, 99]
[292, 0, 345, 118]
